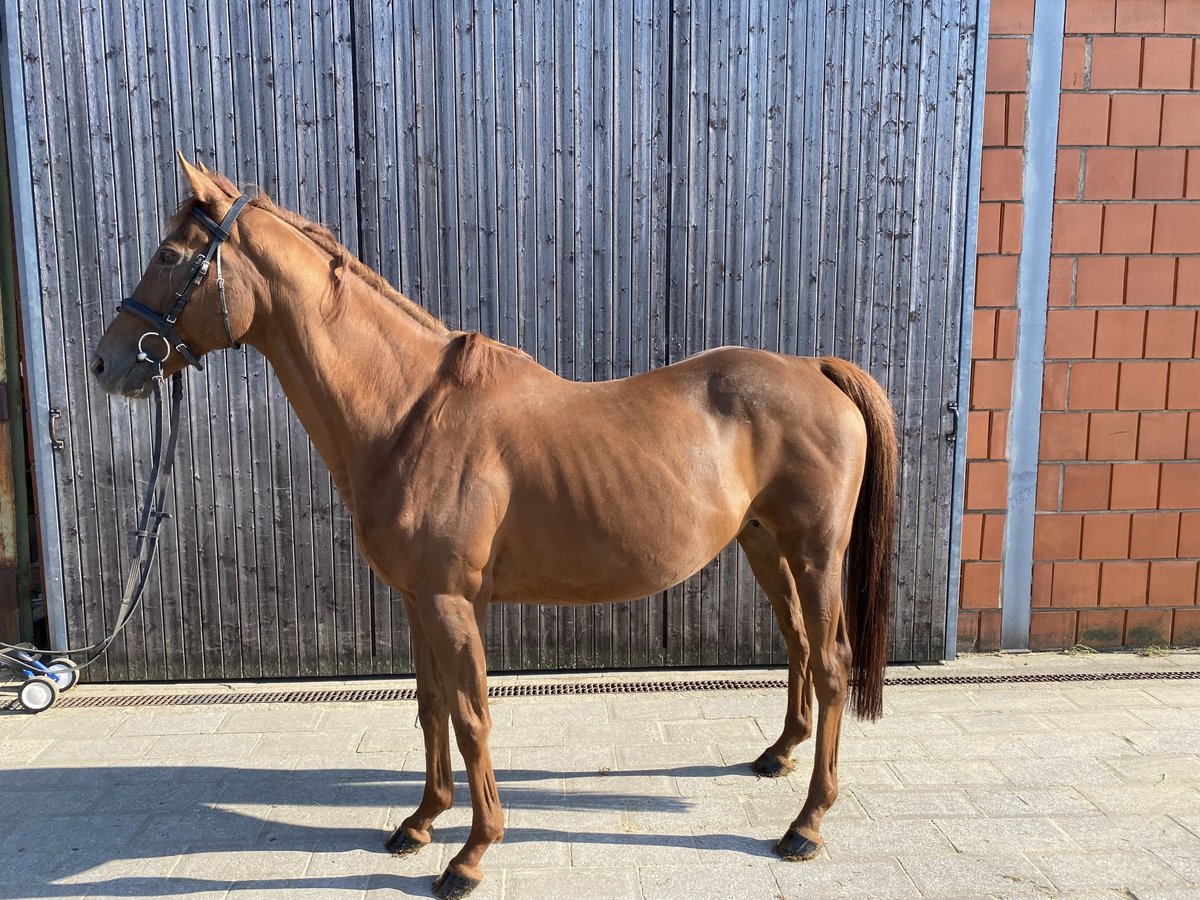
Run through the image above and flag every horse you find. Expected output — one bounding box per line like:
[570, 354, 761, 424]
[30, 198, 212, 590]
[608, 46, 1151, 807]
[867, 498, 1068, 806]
[91, 156, 898, 899]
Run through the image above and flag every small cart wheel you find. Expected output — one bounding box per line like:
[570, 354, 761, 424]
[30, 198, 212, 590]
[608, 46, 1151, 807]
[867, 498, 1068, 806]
[47, 658, 79, 692]
[18, 675, 60, 713]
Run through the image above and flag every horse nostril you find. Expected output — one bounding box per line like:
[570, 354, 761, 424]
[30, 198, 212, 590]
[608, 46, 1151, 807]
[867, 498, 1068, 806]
[89, 355, 105, 376]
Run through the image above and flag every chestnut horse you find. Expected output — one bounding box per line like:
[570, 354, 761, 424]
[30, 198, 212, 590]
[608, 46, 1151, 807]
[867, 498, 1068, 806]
[92, 158, 897, 898]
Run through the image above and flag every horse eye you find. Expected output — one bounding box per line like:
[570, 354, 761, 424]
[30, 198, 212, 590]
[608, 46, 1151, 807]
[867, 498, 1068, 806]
[159, 247, 180, 264]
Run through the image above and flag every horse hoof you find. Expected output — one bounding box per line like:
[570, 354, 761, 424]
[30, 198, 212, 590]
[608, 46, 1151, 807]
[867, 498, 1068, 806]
[433, 868, 482, 899]
[773, 829, 822, 861]
[385, 827, 431, 856]
[752, 752, 794, 778]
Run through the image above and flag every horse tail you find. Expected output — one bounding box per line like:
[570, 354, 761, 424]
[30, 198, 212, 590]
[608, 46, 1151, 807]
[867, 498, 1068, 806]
[819, 357, 898, 721]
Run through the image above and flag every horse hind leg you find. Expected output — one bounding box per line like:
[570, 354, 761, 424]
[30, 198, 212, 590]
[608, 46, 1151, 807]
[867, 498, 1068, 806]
[737, 522, 815, 778]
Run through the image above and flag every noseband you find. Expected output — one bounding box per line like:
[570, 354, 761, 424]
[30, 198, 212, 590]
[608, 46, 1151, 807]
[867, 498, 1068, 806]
[119, 194, 249, 370]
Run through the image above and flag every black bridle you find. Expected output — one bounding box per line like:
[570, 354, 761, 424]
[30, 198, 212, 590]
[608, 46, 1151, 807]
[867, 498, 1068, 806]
[119, 194, 249, 369]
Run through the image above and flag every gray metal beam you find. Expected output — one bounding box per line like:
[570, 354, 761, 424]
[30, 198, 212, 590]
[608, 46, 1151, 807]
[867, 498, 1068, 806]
[1001, 0, 1067, 650]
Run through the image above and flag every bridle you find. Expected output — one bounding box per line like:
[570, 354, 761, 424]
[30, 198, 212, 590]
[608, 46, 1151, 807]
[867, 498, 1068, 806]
[119, 194, 249, 369]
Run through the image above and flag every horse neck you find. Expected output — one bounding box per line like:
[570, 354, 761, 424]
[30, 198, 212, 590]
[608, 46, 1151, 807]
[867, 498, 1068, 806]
[243, 234, 450, 508]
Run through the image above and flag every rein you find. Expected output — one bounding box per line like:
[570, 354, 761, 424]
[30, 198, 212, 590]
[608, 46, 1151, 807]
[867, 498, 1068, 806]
[1, 196, 245, 671]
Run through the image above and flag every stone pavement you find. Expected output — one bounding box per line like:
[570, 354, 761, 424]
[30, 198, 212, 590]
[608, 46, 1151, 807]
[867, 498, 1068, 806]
[1, 651, 1198, 899]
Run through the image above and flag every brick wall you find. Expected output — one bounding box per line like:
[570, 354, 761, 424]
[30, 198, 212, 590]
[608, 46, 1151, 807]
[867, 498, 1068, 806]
[959, 0, 1200, 652]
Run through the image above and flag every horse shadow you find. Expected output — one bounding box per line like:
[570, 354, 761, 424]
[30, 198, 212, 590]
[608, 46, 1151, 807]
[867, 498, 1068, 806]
[0, 759, 778, 898]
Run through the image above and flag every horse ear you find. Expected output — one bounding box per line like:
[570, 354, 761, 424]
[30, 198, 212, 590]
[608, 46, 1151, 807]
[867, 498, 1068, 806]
[176, 151, 223, 205]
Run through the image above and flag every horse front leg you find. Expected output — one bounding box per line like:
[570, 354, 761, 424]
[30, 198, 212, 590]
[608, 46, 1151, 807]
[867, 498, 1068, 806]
[386, 606, 454, 856]
[415, 592, 502, 900]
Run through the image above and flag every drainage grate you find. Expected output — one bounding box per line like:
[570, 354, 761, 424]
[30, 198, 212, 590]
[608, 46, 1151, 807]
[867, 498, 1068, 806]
[2, 668, 1198, 710]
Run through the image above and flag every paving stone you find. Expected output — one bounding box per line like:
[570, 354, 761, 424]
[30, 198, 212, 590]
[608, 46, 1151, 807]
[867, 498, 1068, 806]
[992, 756, 1123, 788]
[1076, 783, 1200, 817]
[856, 788, 980, 819]
[1031, 849, 1189, 892]
[1041, 710, 1154, 732]
[216, 707, 325, 734]
[771, 858, 919, 898]
[1125, 729, 1200, 756]
[171, 849, 314, 881]
[569, 829, 700, 867]
[0, 737, 52, 764]
[1157, 845, 1200, 882]
[355, 728, 428, 754]
[1067, 688, 1162, 711]
[82, 877, 231, 898]
[821, 817, 957, 861]
[857, 712, 960, 737]
[640, 861, 782, 900]
[1058, 814, 1200, 851]
[934, 816, 1077, 853]
[614, 741, 723, 771]
[608, 695, 702, 721]
[1103, 753, 1200, 785]
[917, 734, 1035, 760]
[561, 720, 655, 747]
[32, 736, 157, 763]
[902, 852, 1056, 896]
[473, 828, 571, 868]
[884, 687, 983, 714]
[504, 866, 640, 900]
[963, 787, 1101, 818]
[891, 759, 1008, 787]
[8, 711, 129, 740]
[500, 697, 609, 726]
[317, 705, 417, 732]
[839, 736, 932, 761]
[659, 718, 764, 745]
[1017, 731, 1143, 759]
[252, 731, 364, 757]
[143, 732, 262, 760]
[945, 712, 1053, 734]
[113, 708, 230, 736]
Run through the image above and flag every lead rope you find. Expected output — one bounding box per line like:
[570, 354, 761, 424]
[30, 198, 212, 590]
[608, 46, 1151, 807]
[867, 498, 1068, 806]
[0, 371, 184, 669]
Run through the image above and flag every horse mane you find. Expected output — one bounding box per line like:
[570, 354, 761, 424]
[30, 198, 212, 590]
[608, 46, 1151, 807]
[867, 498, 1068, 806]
[169, 169, 448, 336]
[444, 331, 534, 388]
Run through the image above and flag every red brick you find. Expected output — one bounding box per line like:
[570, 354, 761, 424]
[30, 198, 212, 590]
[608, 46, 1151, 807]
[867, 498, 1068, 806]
[991, 0, 1035, 33]
[1078, 609, 1126, 646]
[973, 309, 997, 359]
[1052, 562, 1103, 606]
[1102, 204, 1156, 254]
[1130, 510, 1181, 556]
[1070, 361, 1121, 409]
[995, 309, 1018, 359]
[1035, 514, 1084, 559]
[1188, 151, 1200, 200]
[1189, 412, 1200, 457]
[976, 255, 1018, 307]
[984, 94, 1007, 147]
[1038, 464, 1063, 511]
[1153, 204, 1200, 253]
[1053, 204, 1104, 254]
[1100, 561, 1150, 605]
[1085, 149, 1136, 200]
[1082, 513, 1132, 558]
[1076, 256, 1127, 306]
[1117, 361, 1170, 409]
[1126, 256, 1176, 305]
[1041, 412, 1090, 460]
[1063, 464, 1114, 510]
[1178, 258, 1200, 304]
[987, 38, 1030, 92]
[1045, 309, 1096, 359]
[961, 562, 1003, 609]
[977, 204, 1001, 255]
[1142, 37, 1194, 88]
[1092, 37, 1144, 89]
[962, 513, 984, 561]
[989, 411, 1010, 459]
[1159, 463, 1200, 508]
[1059, 94, 1112, 146]
[1134, 149, 1188, 200]
[1180, 511, 1200, 556]
[1095, 309, 1147, 358]
[1162, 94, 1200, 145]
[1109, 94, 1163, 145]
[1089, 411, 1140, 460]
[1030, 611, 1079, 650]
[1044, 363, 1070, 410]
[1165, 0, 1200, 31]
[956, 610, 980, 649]
[1167, 361, 1200, 409]
[967, 410, 990, 458]
[967, 461, 1008, 510]
[1062, 37, 1087, 91]
[1049, 257, 1076, 308]
[1007, 93, 1027, 146]
[1148, 560, 1198, 605]
[1173, 608, 1200, 647]
[971, 360, 1014, 409]
[1145, 309, 1196, 358]
[1125, 609, 1173, 647]
[1057, 149, 1082, 200]
[982, 148, 1024, 202]
[981, 513, 1006, 560]
[1068, 0, 1116, 33]
[1000, 203, 1023, 253]
[978, 609, 1002, 650]
[1033, 562, 1054, 607]
[1137, 411, 1189, 459]
[1110, 462, 1162, 508]
[1117, 0, 1166, 31]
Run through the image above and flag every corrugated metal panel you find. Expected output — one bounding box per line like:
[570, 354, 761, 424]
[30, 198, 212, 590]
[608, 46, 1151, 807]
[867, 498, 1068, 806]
[10, 0, 980, 677]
